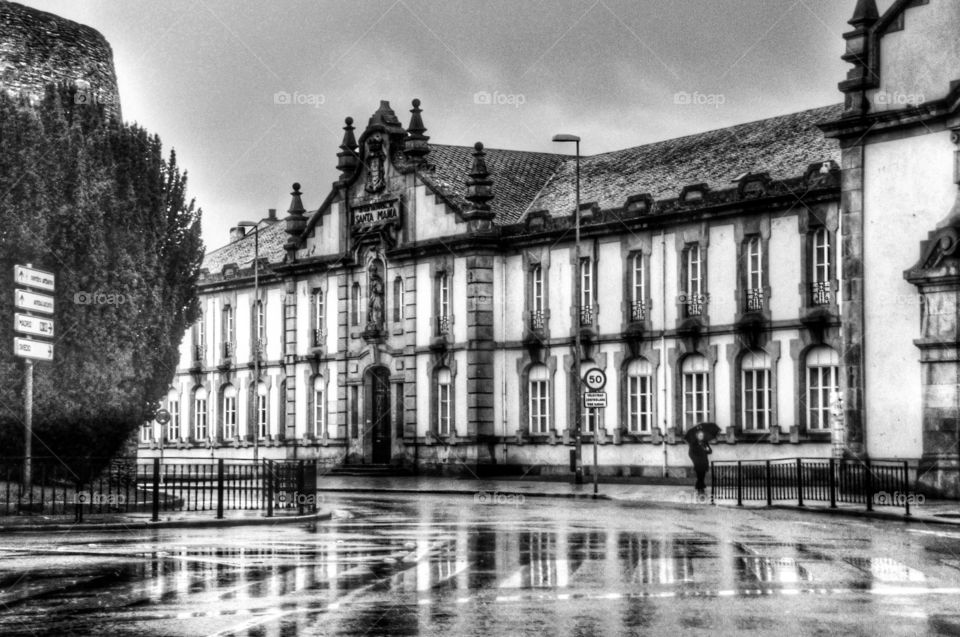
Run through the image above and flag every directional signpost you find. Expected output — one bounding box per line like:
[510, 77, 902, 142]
[13, 264, 55, 489]
[582, 367, 606, 496]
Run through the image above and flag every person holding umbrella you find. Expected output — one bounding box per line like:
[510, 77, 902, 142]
[685, 422, 721, 494]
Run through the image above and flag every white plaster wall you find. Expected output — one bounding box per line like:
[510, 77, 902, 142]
[414, 186, 461, 240]
[597, 240, 621, 334]
[415, 262, 432, 345]
[870, 1, 960, 113]
[863, 131, 957, 459]
[713, 335, 733, 430]
[415, 352, 431, 437]
[649, 232, 667, 331]
[776, 334, 797, 432]
[769, 216, 801, 322]
[502, 254, 524, 342]
[708, 225, 735, 324]
[663, 232, 678, 326]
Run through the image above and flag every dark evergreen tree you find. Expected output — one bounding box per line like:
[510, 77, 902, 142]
[0, 84, 203, 468]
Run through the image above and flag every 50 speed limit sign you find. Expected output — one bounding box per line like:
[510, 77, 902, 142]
[583, 367, 606, 390]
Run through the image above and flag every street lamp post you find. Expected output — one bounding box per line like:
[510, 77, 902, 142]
[552, 134, 583, 486]
[237, 221, 260, 463]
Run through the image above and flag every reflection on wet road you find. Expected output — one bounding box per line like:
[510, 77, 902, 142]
[2, 494, 960, 636]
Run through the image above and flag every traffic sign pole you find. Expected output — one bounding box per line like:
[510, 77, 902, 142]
[23, 360, 32, 490]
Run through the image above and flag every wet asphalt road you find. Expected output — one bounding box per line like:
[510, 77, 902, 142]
[1, 493, 960, 636]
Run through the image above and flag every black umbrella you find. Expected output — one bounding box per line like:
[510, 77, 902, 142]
[684, 422, 721, 444]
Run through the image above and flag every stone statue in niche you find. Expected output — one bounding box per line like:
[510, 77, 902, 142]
[367, 262, 385, 331]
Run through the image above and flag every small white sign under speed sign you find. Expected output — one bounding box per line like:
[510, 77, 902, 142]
[583, 367, 606, 390]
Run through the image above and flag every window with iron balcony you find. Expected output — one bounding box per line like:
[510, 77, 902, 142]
[579, 258, 593, 326]
[809, 227, 832, 306]
[630, 301, 646, 322]
[682, 244, 706, 318]
[743, 236, 764, 312]
[437, 314, 450, 336]
[811, 281, 832, 306]
[437, 272, 450, 336]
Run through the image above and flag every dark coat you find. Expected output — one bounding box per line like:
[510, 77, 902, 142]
[688, 440, 712, 473]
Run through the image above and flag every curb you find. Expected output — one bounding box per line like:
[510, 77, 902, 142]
[317, 487, 612, 500]
[757, 503, 960, 527]
[0, 509, 332, 533]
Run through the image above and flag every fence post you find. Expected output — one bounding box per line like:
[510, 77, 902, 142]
[828, 457, 837, 509]
[710, 462, 715, 505]
[765, 460, 772, 506]
[216, 459, 224, 520]
[266, 460, 274, 518]
[152, 458, 161, 522]
[796, 458, 804, 507]
[903, 460, 911, 517]
[736, 461, 743, 507]
[865, 459, 874, 512]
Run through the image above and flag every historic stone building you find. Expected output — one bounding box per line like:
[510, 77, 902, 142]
[141, 0, 960, 496]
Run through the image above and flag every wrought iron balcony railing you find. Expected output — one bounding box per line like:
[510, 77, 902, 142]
[681, 294, 707, 318]
[437, 315, 450, 336]
[744, 289, 764, 312]
[579, 305, 593, 326]
[221, 342, 235, 359]
[530, 310, 545, 331]
[312, 328, 325, 347]
[811, 281, 832, 306]
[630, 301, 647, 322]
[193, 345, 206, 363]
[252, 338, 266, 361]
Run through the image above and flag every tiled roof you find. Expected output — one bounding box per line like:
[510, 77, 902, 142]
[524, 104, 843, 219]
[201, 220, 287, 272]
[422, 144, 569, 224]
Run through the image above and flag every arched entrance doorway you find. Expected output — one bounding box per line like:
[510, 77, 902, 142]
[364, 366, 392, 464]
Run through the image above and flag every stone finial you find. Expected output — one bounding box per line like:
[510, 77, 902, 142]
[465, 142, 493, 214]
[284, 182, 307, 259]
[404, 98, 430, 163]
[849, 0, 879, 26]
[337, 117, 359, 179]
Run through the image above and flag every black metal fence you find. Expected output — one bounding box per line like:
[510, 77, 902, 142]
[0, 457, 321, 522]
[711, 457, 913, 515]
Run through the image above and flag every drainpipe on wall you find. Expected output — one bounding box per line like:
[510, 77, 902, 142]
[501, 251, 508, 465]
[661, 229, 668, 478]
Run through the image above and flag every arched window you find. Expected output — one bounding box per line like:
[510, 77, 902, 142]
[681, 355, 709, 428]
[313, 376, 325, 437]
[741, 351, 771, 430]
[626, 359, 653, 433]
[193, 387, 208, 440]
[436, 367, 452, 435]
[167, 388, 181, 441]
[256, 382, 268, 438]
[222, 384, 237, 439]
[529, 364, 550, 433]
[806, 346, 839, 430]
[393, 276, 404, 323]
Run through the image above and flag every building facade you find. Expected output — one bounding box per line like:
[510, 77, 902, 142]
[140, 0, 960, 495]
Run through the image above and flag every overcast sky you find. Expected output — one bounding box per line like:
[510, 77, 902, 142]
[17, 0, 887, 247]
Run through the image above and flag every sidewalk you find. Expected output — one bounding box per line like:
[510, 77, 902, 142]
[315, 474, 960, 527]
[0, 508, 331, 533]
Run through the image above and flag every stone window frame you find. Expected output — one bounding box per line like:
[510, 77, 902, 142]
[310, 283, 326, 349]
[728, 341, 782, 436]
[565, 352, 608, 439]
[309, 373, 327, 438]
[624, 358, 656, 434]
[193, 308, 206, 363]
[392, 275, 404, 324]
[167, 387, 181, 441]
[219, 383, 238, 441]
[522, 250, 551, 337]
[623, 248, 653, 326]
[614, 345, 661, 439]
[669, 343, 718, 434]
[192, 384, 210, 442]
[675, 225, 710, 324]
[517, 354, 558, 437]
[570, 242, 597, 331]
[430, 362, 457, 437]
[798, 204, 840, 313]
[430, 258, 455, 338]
[249, 378, 271, 439]
[350, 282, 361, 328]
[732, 216, 771, 320]
[220, 296, 236, 360]
[800, 344, 841, 434]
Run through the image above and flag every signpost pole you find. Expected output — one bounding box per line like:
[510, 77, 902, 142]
[23, 359, 33, 490]
[593, 407, 598, 496]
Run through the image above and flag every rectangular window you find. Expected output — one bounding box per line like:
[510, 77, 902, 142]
[682, 372, 708, 428]
[684, 244, 705, 317]
[745, 237, 764, 311]
[223, 306, 234, 355]
[195, 313, 206, 360]
[141, 423, 153, 443]
[438, 383, 451, 435]
[313, 289, 324, 346]
[438, 273, 449, 335]
[257, 394, 268, 438]
[168, 399, 180, 441]
[631, 254, 645, 321]
[807, 365, 838, 430]
[313, 388, 324, 437]
[531, 265, 544, 329]
[529, 380, 549, 433]
[351, 284, 360, 327]
[393, 277, 404, 323]
[194, 398, 207, 439]
[223, 395, 237, 438]
[580, 258, 592, 325]
[742, 369, 771, 430]
[628, 375, 653, 433]
[811, 228, 832, 305]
